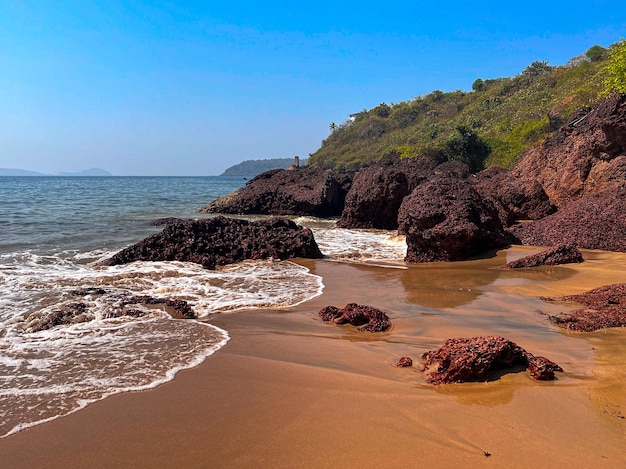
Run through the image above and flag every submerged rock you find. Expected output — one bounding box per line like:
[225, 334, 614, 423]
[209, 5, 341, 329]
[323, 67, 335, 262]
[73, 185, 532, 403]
[541, 283, 626, 332]
[501, 244, 584, 269]
[398, 177, 511, 262]
[422, 335, 563, 384]
[105, 216, 323, 269]
[395, 357, 413, 367]
[318, 303, 392, 332]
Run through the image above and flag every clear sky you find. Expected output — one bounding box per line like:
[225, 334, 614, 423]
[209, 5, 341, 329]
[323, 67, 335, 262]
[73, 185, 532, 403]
[1, 1, 624, 175]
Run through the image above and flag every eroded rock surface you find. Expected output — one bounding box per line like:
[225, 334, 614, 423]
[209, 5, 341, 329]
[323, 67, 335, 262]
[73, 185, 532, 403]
[106, 216, 323, 269]
[508, 188, 626, 252]
[398, 177, 511, 262]
[318, 303, 392, 332]
[200, 168, 353, 217]
[422, 336, 563, 384]
[501, 244, 584, 269]
[541, 283, 626, 332]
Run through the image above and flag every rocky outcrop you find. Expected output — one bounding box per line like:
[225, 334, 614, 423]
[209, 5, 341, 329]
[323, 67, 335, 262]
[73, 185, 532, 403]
[541, 283, 626, 332]
[106, 216, 323, 269]
[501, 92, 626, 213]
[422, 336, 563, 384]
[200, 167, 353, 217]
[501, 244, 583, 269]
[21, 292, 197, 333]
[508, 187, 626, 252]
[398, 177, 511, 262]
[338, 154, 448, 229]
[318, 303, 392, 332]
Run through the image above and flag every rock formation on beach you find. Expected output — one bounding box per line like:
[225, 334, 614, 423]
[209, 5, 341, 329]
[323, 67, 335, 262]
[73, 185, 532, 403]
[200, 167, 353, 218]
[422, 336, 563, 384]
[541, 283, 626, 332]
[501, 244, 584, 269]
[398, 176, 511, 262]
[106, 216, 323, 269]
[318, 303, 392, 332]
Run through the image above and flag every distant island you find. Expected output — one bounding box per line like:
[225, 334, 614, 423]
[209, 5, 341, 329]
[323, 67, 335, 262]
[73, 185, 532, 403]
[0, 168, 113, 176]
[220, 158, 306, 177]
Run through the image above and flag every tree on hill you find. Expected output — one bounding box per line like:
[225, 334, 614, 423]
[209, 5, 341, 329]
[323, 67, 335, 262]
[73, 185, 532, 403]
[442, 126, 491, 173]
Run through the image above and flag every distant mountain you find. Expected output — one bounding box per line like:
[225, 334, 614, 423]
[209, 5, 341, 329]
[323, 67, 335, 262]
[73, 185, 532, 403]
[0, 168, 44, 176]
[221, 158, 306, 177]
[57, 168, 113, 176]
[0, 167, 112, 176]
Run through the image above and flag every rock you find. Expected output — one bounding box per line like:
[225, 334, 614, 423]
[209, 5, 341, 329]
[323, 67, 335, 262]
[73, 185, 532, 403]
[398, 177, 511, 262]
[541, 283, 626, 332]
[318, 303, 392, 332]
[422, 336, 563, 384]
[501, 244, 584, 269]
[508, 187, 626, 252]
[338, 153, 447, 229]
[199, 167, 353, 217]
[105, 216, 323, 269]
[501, 92, 626, 212]
[395, 357, 413, 367]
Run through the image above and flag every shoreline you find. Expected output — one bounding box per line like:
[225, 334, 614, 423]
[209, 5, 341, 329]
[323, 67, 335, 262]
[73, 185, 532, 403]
[0, 248, 624, 468]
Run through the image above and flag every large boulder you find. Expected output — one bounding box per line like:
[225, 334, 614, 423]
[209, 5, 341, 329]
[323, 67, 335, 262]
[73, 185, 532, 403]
[398, 177, 511, 262]
[200, 167, 353, 217]
[501, 92, 626, 212]
[508, 187, 626, 252]
[337, 153, 445, 229]
[105, 216, 323, 269]
[422, 336, 563, 384]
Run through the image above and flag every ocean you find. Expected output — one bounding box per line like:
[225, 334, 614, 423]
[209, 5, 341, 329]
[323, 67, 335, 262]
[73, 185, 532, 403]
[0, 176, 407, 437]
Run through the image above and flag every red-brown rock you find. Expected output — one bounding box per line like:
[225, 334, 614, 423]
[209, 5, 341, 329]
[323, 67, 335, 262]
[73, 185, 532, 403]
[338, 153, 445, 229]
[106, 216, 323, 269]
[318, 303, 392, 332]
[199, 167, 353, 217]
[501, 244, 584, 269]
[395, 357, 413, 367]
[541, 283, 626, 332]
[422, 335, 563, 384]
[508, 188, 626, 252]
[502, 92, 626, 212]
[398, 177, 511, 262]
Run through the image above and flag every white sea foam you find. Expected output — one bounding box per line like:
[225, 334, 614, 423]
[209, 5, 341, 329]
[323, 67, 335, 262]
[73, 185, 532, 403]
[0, 251, 323, 437]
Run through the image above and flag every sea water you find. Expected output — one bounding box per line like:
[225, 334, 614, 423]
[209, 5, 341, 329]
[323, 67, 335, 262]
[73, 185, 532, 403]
[0, 176, 407, 437]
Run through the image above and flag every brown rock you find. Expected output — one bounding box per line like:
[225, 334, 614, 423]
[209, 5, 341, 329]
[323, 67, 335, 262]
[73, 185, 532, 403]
[508, 188, 626, 252]
[395, 357, 413, 367]
[338, 153, 445, 229]
[541, 283, 626, 332]
[199, 167, 353, 217]
[318, 303, 392, 332]
[501, 244, 583, 269]
[398, 177, 511, 262]
[501, 92, 626, 212]
[106, 216, 323, 269]
[422, 335, 563, 384]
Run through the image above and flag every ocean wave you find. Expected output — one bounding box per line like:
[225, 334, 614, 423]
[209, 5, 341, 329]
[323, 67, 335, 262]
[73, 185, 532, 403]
[0, 251, 323, 437]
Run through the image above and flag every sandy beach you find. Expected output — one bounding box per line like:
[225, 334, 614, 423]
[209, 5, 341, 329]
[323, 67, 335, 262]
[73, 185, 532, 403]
[0, 246, 624, 468]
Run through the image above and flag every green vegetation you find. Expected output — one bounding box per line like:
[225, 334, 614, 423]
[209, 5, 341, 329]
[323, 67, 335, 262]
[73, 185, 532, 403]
[310, 42, 620, 170]
[603, 39, 626, 94]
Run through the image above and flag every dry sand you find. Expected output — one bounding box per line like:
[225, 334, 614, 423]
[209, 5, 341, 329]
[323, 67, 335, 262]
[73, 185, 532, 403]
[0, 247, 624, 468]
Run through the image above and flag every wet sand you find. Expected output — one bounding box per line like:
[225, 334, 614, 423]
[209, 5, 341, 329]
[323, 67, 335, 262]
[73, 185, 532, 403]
[0, 247, 624, 468]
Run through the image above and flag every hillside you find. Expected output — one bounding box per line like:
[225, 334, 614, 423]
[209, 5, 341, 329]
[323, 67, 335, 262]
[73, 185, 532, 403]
[221, 158, 306, 177]
[309, 45, 611, 170]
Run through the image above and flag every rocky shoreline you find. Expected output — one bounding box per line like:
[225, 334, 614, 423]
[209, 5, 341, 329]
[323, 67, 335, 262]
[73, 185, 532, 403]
[108, 93, 626, 384]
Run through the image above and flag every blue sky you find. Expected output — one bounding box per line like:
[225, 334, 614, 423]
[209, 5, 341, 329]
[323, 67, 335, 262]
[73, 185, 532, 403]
[1, 1, 624, 175]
